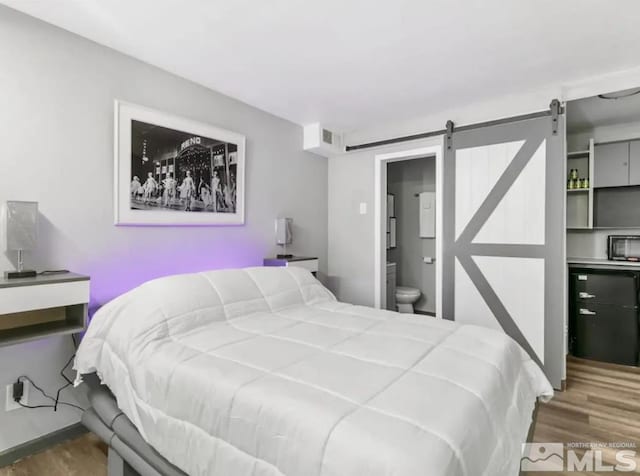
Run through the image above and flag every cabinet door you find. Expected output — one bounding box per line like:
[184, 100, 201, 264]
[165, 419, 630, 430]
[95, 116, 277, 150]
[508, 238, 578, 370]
[573, 303, 639, 366]
[572, 271, 638, 307]
[594, 142, 630, 188]
[629, 140, 640, 186]
[386, 271, 396, 311]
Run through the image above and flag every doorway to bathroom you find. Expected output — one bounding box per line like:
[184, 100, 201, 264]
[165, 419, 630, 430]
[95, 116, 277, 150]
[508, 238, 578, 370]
[386, 156, 436, 315]
[373, 140, 443, 317]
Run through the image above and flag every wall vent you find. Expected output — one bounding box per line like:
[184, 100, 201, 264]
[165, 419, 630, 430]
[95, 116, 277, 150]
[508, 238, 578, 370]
[303, 123, 343, 157]
[322, 128, 333, 145]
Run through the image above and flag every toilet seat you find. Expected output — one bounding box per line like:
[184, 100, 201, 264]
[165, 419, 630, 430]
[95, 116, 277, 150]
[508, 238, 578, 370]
[395, 286, 420, 298]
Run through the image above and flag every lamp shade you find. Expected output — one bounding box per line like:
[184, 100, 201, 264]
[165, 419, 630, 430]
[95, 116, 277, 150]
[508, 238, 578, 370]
[275, 217, 292, 245]
[5, 201, 38, 251]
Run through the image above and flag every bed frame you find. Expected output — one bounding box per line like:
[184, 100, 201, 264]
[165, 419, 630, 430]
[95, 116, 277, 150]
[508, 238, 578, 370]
[81, 373, 541, 476]
[81, 374, 185, 476]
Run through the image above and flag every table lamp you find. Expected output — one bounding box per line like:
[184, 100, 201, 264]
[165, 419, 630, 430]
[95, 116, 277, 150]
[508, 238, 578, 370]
[4, 201, 38, 279]
[275, 217, 293, 259]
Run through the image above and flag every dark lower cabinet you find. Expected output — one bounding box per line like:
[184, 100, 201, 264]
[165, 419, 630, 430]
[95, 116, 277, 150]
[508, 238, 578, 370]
[570, 269, 640, 366]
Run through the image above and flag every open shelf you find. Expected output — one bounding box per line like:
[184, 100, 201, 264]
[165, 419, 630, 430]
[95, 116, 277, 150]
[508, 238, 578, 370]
[566, 139, 595, 230]
[0, 302, 87, 348]
[0, 273, 89, 348]
[0, 319, 85, 348]
[568, 150, 590, 158]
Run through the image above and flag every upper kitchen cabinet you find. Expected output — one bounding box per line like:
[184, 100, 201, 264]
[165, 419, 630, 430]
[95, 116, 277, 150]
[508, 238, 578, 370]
[593, 142, 630, 188]
[629, 140, 640, 186]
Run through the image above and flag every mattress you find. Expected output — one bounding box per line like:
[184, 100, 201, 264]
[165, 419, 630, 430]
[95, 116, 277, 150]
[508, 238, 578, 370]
[74, 266, 553, 476]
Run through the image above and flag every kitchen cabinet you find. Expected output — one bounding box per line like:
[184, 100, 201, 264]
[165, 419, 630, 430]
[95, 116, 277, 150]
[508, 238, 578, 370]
[386, 263, 397, 311]
[593, 142, 630, 188]
[629, 140, 640, 186]
[569, 268, 639, 366]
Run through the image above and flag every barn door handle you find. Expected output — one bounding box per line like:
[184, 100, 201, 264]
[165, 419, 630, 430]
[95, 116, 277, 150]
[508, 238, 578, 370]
[579, 292, 595, 299]
[579, 308, 596, 316]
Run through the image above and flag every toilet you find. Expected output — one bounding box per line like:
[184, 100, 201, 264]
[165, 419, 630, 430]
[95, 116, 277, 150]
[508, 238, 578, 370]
[395, 286, 421, 314]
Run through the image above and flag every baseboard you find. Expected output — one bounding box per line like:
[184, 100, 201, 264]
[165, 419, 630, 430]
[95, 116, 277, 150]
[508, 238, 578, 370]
[414, 309, 436, 317]
[0, 422, 87, 468]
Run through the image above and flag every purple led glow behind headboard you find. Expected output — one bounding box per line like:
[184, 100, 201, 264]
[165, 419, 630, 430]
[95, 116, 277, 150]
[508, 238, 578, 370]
[83, 239, 263, 318]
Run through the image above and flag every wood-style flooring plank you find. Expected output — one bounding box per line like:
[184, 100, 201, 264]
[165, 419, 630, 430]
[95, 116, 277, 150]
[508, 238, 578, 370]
[0, 434, 106, 476]
[529, 357, 640, 475]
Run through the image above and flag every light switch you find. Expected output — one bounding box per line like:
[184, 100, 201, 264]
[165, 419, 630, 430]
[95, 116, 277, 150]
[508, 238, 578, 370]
[359, 202, 367, 215]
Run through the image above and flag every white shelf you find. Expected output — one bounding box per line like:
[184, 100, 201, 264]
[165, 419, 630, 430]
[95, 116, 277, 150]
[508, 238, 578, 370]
[0, 273, 89, 348]
[566, 138, 595, 230]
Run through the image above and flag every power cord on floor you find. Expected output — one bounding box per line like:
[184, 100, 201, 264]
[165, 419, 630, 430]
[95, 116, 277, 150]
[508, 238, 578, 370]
[15, 335, 85, 412]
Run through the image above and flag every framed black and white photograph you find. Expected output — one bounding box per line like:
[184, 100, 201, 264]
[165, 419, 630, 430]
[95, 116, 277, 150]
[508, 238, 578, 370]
[114, 100, 245, 225]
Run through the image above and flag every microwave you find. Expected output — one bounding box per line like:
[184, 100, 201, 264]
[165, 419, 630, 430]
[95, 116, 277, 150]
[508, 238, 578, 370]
[608, 235, 640, 261]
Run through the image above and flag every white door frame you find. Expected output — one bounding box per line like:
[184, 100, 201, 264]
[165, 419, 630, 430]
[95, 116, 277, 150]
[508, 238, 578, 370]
[373, 137, 444, 316]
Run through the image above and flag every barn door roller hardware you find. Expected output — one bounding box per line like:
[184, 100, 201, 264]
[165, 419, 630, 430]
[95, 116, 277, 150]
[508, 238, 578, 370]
[549, 99, 562, 136]
[445, 120, 454, 150]
[345, 99, 564, 151]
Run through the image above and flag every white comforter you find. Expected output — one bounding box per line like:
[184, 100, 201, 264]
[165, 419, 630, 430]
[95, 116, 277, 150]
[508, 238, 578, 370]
[75, 267, 553, 476]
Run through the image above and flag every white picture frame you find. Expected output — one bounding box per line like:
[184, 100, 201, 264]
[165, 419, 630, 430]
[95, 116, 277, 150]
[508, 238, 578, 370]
[114, 100, 246, 226]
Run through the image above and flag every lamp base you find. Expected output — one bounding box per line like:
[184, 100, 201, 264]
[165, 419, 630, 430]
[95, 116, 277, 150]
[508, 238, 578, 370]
[4, 270, 37, 279]
[276, 254, 294, 259]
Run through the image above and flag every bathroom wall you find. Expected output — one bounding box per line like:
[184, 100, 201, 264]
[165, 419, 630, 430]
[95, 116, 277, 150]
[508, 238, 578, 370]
[387, 157, 436, 314]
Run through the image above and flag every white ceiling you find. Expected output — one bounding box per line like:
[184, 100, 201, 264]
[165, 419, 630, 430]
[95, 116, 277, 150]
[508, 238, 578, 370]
[4, 0, 640, 132]
[567, 88, 640, 132]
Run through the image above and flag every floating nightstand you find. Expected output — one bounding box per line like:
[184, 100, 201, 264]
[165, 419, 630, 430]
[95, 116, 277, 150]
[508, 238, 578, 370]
[263, 256, 318, 276]
[0, 273, 90, 347]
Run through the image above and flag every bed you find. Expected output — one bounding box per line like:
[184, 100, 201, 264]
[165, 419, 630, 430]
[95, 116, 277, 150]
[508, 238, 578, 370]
[74, 266, 553, 476]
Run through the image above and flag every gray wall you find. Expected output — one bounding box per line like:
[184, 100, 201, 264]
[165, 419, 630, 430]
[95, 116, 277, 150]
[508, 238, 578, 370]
[387, 158, 436, 313]
[567, 228, 638, 258]
[327, 139, 438, 306]
[0, 5, 327, 453]
[327, 149, 375, 305]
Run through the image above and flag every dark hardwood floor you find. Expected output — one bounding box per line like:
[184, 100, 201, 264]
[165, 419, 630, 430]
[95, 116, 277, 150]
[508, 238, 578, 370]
[0, 434, 106, 476]
[1, 357, 638, 475]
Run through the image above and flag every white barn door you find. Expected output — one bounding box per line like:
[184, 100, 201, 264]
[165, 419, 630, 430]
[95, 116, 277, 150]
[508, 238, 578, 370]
[442, 107, 565, 389]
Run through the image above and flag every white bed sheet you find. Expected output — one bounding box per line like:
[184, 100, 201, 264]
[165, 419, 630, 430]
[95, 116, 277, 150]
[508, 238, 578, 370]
[74, 267, 553, 476]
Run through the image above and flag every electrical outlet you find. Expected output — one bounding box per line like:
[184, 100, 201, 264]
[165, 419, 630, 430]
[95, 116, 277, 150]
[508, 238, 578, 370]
[5, 381, 29, 412]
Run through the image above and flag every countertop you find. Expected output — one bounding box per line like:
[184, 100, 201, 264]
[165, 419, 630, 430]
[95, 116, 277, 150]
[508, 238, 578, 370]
[0, 271, 89, 289]
[567, 257, 640, 269]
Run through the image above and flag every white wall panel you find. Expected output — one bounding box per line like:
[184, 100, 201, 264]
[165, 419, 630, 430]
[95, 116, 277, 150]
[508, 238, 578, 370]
[455, 141, 523, 239]
[454, 258, 502, 332]
[473, 256, 545, 362]
[474, 141, 546, 245]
